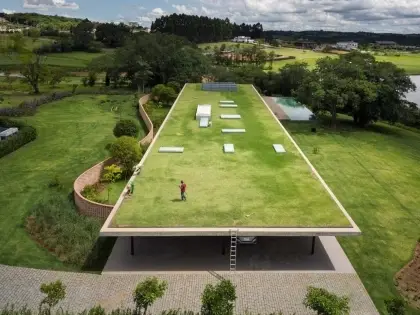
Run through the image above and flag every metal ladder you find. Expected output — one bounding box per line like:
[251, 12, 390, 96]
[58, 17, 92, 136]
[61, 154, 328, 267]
[229, 229, 238, 271]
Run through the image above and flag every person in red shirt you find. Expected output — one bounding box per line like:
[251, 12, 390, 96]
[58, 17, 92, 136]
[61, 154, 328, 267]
[179, 180, 187, 201]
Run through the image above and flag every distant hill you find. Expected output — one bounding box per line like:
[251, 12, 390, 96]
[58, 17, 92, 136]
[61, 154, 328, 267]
[265, 30, 420, 46]
[0, 12, 82, 31]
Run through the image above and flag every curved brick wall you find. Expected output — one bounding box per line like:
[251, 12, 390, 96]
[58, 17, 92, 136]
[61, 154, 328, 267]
[74, 94, 154, 219]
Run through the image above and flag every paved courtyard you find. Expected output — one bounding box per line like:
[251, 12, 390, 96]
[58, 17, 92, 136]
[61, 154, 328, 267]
[0, 264, 378, 314]
[0, 237, 378, 314]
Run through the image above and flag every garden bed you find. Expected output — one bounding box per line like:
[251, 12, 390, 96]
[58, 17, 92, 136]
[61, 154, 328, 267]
[395, 241, 420, 309]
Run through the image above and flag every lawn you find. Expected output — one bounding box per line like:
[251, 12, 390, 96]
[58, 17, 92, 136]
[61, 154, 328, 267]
[0, 93, 144, 269]
[200, 42, 420, 74]
[113, 84, 351, 228]
[283, 118, 420, 315]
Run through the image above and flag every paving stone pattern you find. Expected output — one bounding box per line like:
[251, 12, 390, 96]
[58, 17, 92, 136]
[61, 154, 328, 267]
[0, 265, 378, 315]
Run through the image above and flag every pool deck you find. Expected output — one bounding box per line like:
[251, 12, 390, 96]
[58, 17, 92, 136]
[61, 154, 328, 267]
[263, 96, 290, 120]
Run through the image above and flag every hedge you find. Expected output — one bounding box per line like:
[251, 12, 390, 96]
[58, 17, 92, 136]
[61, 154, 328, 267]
[0, 118, 37, 158]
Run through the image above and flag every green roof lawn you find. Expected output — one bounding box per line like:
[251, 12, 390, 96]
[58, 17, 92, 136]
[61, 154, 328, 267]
[113, 84, 351, 228]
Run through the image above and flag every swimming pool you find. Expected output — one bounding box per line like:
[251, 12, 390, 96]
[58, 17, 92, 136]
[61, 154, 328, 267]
[274, 97, 315, 121]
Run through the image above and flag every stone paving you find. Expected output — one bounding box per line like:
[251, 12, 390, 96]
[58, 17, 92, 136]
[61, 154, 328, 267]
[0, 264, 378, 315]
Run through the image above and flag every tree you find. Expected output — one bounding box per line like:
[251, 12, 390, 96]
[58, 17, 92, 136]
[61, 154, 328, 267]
[133, 277, 167, 315]
[151, 84, 177, 106]
[108, 136, 142, 175]
[133, 60, 153, 93]
[277, 62, 310, 96]
[72, 19, 94, 51]
[303, 286, 350, 315]
[167, 81, 181, 93]
[102, 164, 122, 201]
[201, 279, 236, 315]
[88, 71, 97, 87]
[39, 280, 66, 315]
[48, 67, 68, 88]
[268, 50, 275, 69]
[113, 119, 139, 138]
[3, 34, 50, 94]
[385, 297, 406, 315]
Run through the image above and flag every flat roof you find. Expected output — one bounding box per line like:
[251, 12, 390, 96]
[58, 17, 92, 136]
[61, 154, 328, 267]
[101, 84, 360, 236]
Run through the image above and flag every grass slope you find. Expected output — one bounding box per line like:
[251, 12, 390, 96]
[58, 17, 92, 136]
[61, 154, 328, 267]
[0, 94, 144, 269]
[283, 118, 420, 315]
[114, 84, 350, 228]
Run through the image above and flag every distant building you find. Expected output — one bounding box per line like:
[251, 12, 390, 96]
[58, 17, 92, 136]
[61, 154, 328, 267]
[232, 36, 255, 44]
[335, 41, 358, 51]
[375, 41, 397, 47]
[294, 39, 317, 49]
[0, 127, 18, 141]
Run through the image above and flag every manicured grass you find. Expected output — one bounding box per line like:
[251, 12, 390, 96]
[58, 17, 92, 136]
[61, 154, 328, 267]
[113, 84, 351, 228]
[97, 180, 129, 204]
[0, 93, 144, 270]
[283, 118, 420, 315]
[200, 42, 420, 74]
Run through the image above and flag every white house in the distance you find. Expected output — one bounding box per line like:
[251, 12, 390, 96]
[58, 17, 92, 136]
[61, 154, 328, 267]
[232, 36, 255, 44]
[335, 41, 358, 51]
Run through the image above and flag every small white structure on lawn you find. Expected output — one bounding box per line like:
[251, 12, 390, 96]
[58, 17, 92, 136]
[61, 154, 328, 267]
[222, 129, 246, 133]
[273, 144, 286, 153]
[196, 104, 211, 121]
[220, 114, 241, 119]
[199, 117, 210, 128]
[220, 104, 237, 108]
[224, 144, 235, 153]
[0, 127, 18, 141]
[159, 147, 184, 153]
[220, 100, 235, 104]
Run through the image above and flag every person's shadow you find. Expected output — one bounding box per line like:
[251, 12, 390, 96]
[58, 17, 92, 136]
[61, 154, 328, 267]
[171, 198, 182, 202]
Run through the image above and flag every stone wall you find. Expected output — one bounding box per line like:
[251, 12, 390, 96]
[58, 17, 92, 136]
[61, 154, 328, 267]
[73, 94, 154, 219]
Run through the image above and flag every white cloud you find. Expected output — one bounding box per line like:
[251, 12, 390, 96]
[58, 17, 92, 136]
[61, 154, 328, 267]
[23, 0, 79, 10]
[2, 8, 16, 14]
[133, 0, 420, 33]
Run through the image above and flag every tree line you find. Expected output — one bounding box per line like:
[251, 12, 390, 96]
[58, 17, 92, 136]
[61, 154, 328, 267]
[151, 14, 263, 43]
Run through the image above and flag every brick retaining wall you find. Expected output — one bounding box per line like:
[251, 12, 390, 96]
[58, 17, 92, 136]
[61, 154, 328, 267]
[73, 94, 154, 219]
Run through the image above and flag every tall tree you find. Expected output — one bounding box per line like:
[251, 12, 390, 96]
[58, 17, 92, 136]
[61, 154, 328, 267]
[72, 19, 94, 51]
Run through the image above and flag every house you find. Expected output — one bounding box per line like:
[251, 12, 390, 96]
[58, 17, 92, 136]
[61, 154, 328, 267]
[232, 36, 255, 44]
[375, 41, 397, 47]
[335, 41, 358, 51]
[294, 39, 317, 49]
[0, 127, 18, 141]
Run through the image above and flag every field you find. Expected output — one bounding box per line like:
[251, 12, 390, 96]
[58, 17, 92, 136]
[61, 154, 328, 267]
[284, 118, 420, 315]
[199, 42, 420, 74]
[0, 93, 144, 269]
[112, 84, 352, 229]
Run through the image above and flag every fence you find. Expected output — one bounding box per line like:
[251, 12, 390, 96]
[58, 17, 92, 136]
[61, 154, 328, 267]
[201, 82, 237, 92]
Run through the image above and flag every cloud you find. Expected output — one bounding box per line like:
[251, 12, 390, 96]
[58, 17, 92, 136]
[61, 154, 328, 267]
[23, 0, 79, 10]
[137, 7, 169, 26]
[136, 0, 420, 33]
[2, 8, 16, 14]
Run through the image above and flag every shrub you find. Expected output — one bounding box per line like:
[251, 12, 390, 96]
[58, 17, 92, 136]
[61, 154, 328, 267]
[167, 81, 181, 93]
[26, 194, 104, 267]
[113, 120, 139, 138]
[201, 279, 236, 315]
[48, 175, 63, 190]
[0, 119, 37, 158]
[82, 77, 89, 87]
[133, 277, 168, 315]
[151, 84, 177, 106]
[303, 286, 350, 315]
[81, 184, 107, 204]
[108, 136, 142, 176]
[40, 280, 66, 315]
[0, 92, 73, 117]
[102, 164, 122, 201]
[385, 297, 406, 315]
[88, 72, 97, 87]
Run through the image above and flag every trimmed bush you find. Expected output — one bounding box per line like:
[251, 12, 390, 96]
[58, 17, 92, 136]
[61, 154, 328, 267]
[385, 297, 406, 315]
[304, 286, 350, 315]
[0, 118, 37, 158]
[113, 120, 139, 138]
[108, 136, 142, 176]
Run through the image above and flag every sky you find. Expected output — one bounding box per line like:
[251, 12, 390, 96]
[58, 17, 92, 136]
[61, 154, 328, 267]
[2, 0, 420, 33]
